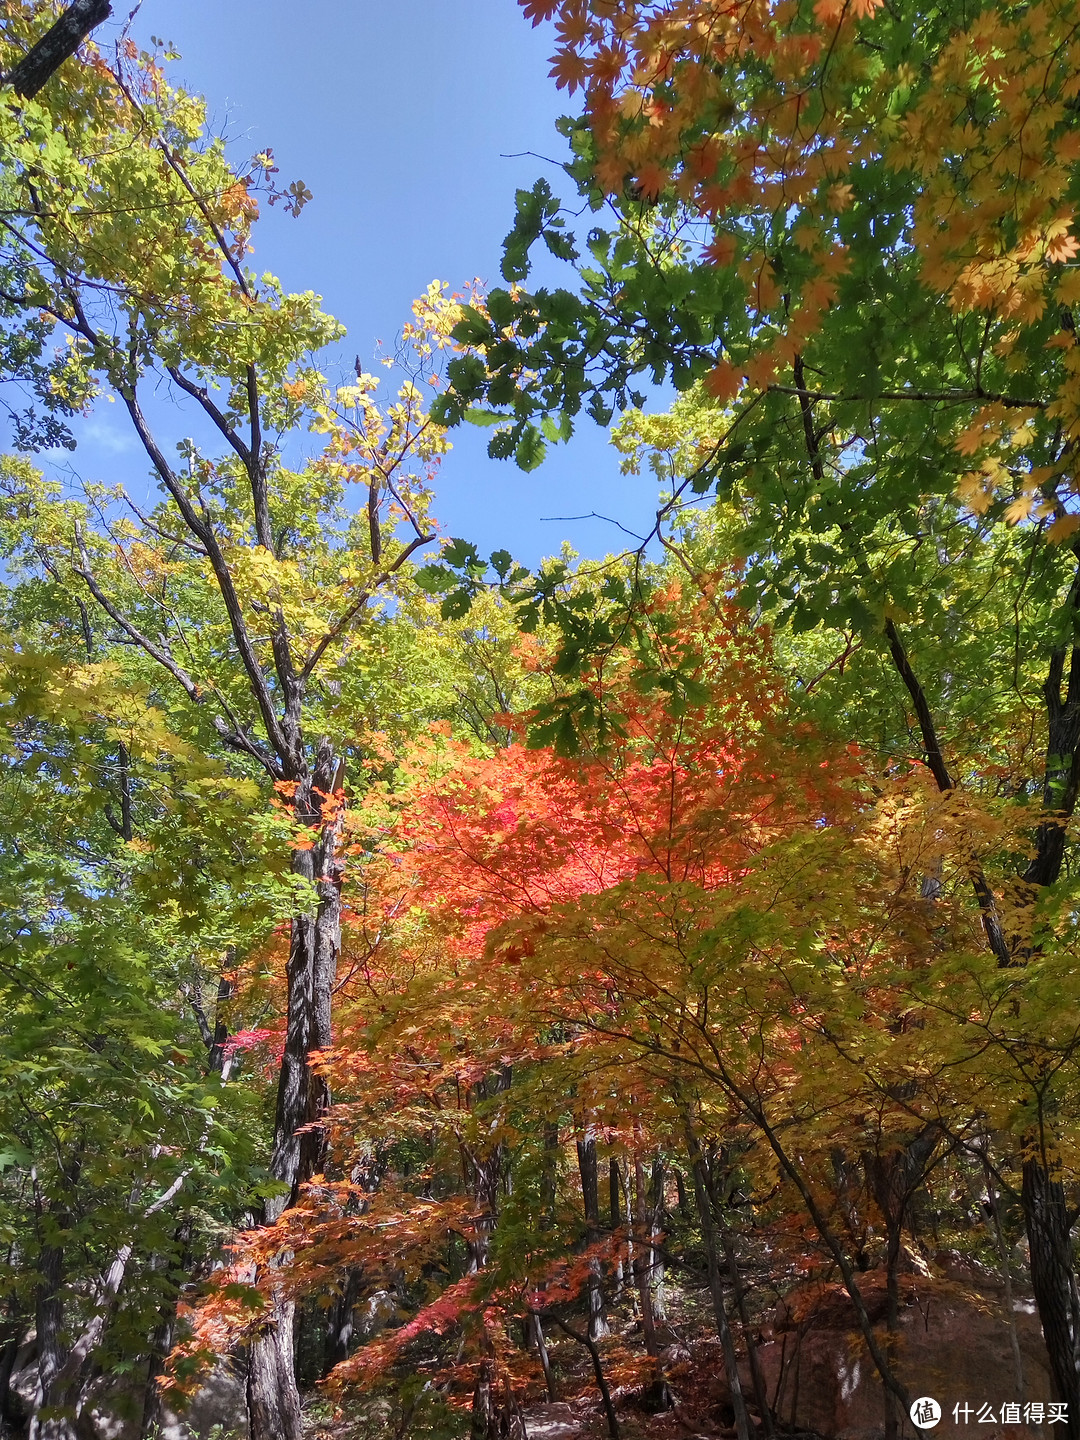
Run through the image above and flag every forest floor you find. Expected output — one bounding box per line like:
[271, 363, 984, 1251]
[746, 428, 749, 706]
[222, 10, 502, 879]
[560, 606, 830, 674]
[315, 1319, 769, 1440]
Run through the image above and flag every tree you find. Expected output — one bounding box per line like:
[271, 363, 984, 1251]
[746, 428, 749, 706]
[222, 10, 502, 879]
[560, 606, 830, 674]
[427, 0, 1080, 1417]
[0, 600, 272, 1437]
[182, 580, 946, 1425]
[0, 15, 474, 1435]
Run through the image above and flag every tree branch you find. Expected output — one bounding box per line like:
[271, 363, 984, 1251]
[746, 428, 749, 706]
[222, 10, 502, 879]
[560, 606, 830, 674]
[115, 386, 292, 759]
[74, 529, 285, 777]
[73, 528, 201, 702]
[299, 532, 434, 680]
[4, 0, 112, 98]
[884, 618, 1010, 962]
[164, 365, 252, 470]
[768, 382, 1046, 411]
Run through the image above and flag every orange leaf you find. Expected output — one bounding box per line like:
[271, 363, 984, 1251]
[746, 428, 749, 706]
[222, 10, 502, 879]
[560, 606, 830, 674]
[549, 49, 589, 92]
[704, 233, 737, 267]
[704, 359, 743, 401]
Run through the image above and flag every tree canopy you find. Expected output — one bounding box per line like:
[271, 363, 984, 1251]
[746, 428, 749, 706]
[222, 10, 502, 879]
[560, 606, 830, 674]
[3, 3, 1080, 1440]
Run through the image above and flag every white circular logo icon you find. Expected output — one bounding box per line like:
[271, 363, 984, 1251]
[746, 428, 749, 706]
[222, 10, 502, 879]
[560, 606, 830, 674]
[910, 1398, 942, 1430]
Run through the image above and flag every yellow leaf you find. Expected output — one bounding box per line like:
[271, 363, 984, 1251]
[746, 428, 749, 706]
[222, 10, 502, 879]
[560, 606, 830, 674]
[1047, 513, 1080, 544]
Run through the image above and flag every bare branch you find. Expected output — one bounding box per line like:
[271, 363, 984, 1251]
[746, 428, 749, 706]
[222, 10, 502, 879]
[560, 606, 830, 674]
[120, 490, 207, 556]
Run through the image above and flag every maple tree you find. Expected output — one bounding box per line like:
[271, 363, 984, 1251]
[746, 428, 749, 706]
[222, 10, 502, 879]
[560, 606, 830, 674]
[416, 0, 1080, 1420]
[168, 572, 1080, 1440]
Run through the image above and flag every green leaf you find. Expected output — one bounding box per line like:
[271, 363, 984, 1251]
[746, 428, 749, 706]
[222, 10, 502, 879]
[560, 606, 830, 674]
[515, 425, 547, 471]
[414, 564, 456, 594]
[442, 538, 481, 569]
[464, 408, 507, 428]
[440, 588, 474, 620]
[450, 307, 494, 346]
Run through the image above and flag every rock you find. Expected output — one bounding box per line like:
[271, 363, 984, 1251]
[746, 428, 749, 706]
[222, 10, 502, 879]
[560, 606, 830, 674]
[750, 1273, 1050, 1440]
[8, 1351, 248, 1439]
[157, 1361, 248, 1439]
[523, 1401, 584, 1438]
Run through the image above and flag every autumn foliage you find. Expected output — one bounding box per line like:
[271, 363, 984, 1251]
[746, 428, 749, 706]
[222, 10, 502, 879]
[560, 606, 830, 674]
[167, 575, 1080, 1430]
[8, 2, 1080, 1438]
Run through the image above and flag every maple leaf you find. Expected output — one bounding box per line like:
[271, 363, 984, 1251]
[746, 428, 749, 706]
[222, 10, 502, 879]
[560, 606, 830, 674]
[703, 359, 742, 400]
[1004, 494, 1034, 525]
[595, 151, 630, 193]
[813, 0, 847, 24]
[703, 233, 737, 267]
[549, 48, 589, 91]
[1047, 232, 1079, 264]
[1047, 513, 1080, 544]
[744, 348, 779, 389]
[521, 0, 561, 22]
[634, 161, 670, 200]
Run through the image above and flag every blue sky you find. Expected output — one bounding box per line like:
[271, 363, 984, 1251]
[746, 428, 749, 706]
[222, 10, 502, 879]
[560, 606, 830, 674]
[54, 0, 663, 567]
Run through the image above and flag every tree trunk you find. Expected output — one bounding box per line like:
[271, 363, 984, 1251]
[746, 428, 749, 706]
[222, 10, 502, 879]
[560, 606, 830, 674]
[531, 1312, 557, 1402]
[577, 1135, 608, 1339]
[684, 1132, 751, 1440]
[0, 1314, 28, 1432]
[885, 615, 1080, 1434]
[1023, 1154, 1080, 1438]
[28, 1242, 76, 1440]
[648, 1158, 667, 1323]
[247, 1291, 303, 1440]
[718, 1217, 773, 1439]
[470, 1352, 497, 1440]
[246, 741, 343, 1440]
[140, 1215, 194, 1438]
[271, 757, 341, 1202]
[631, 1155, 659, 1358]
[984, 1161, 1025, 1405]
[674, 1168, 691, 1222]
[610, 1158, 625, 1299]
[323, 1268, 362, 1376]
[550, 1317, 621, 1440]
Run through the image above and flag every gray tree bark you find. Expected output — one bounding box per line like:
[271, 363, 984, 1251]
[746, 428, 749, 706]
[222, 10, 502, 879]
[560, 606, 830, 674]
[5, 0, 112, 98]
